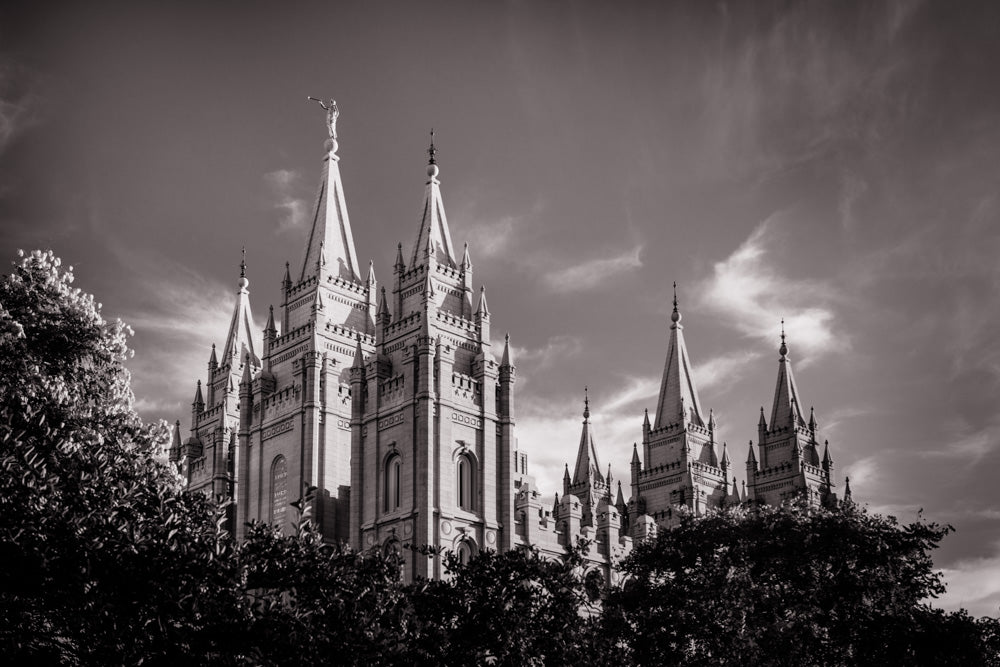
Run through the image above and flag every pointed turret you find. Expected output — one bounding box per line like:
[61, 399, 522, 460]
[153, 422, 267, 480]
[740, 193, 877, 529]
[728, 475, 742, 504]
[168, 419, 183, 463]
[843, 476, 853, 503]
[770, 321, 807, 431]
[500, 333, 512, 367]
[809, 406, 817, 431]
[264, 305, 277, 338]
[394, 242, 406, 273]
[240, 352, 253, 386]
[746, 440, 757, 466]
[194, 379, 204, 408]
[352, 335, 365, 369]
[366, 260, 376, 287]
[410, 131, 457, 269]
[476, 285, 490, 317]
[654, 283, 706, 429]
[220, 255, 261, 368]
[282, 261, 292, 291]
[208, 343, 218, 370]
[822, 439, 834, 471]
[300, 107, 361, 283]
[720, 440, 732, 470]
[563, 463, 571, 495]
[631, 442, 641, 466]
[572, 388, 604, 485]
[376, 286, 391, 325]
[462, 242, 472, 270]
[423, 272, 436, 301]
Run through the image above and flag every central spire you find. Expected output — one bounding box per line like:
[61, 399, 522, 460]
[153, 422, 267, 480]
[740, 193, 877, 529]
[411, 130, 457, 269]
[770, 320, 807, 430]
[300, 97, 362, 284]
[221, 253, 260, 368]
[654, 283, 706, 429]
[572, 387, 604, 485]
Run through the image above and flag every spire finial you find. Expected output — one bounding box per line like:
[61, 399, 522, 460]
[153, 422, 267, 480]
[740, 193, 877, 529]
[583, 386, 590, 420]
[779, 318, 788, 358]
[240, 246, 246, 277]
[426, 129, 440, 179]
[671, 281, 681, 324]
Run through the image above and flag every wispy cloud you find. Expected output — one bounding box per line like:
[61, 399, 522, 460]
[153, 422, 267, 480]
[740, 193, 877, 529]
[700, 217, 845, 360]
[464, 215, 521, 258]
[0, 59, 43, 155]
[693, 349, 762, 394]
[937, 543, 1000, 617]
[543, 244, 643, 293]
[498, 334, 583, 369]
[919, 420, 1000, 464]
[264, 169, 309, 233]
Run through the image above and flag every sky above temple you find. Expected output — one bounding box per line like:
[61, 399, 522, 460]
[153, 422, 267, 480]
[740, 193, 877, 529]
[2, 1, 999, 615]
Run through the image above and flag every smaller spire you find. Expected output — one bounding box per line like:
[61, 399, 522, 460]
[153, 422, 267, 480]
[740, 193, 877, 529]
[631, 442, 641, 465]
[720, 441, 731, 469]
[563, 463, 571, 482]
[283, 261, 292, 290]
[583, 386, 591, 420]
[171, 419, 182, 448]
[843, 475, 853, 503]
[352, 334, 365, 369]
[758, 406, 767, 428]
[208, 343, 218, 368]
[822, 439, 833, 469]
[314, 286, 325, 311]
[809, 406, 817, 431]
[606, 462, 613, 489]
[501, 333, 512, 367]
[615, 480, 625, 508]
[643, 408, 650, 428]
[709, 407, 717, 431]
[377, 286, 390, 321]
[476, 285, 490, 316]
[746, 440, 757, 464]
[394, 242, 405, 272]
[241, 352, 253, 385]
[730, 475, 741, 503]
[366, 259, 376, 286]
[462, 242, 472, 270]
[265, 305, 277, 335]
[193, 379, 204, 407]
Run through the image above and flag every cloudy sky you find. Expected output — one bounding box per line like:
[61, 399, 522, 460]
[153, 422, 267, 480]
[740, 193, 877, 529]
[3, 1, 1000, 614]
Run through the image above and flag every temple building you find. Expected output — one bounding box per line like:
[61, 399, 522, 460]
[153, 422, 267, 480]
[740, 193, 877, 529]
[170, 105, 842, 581]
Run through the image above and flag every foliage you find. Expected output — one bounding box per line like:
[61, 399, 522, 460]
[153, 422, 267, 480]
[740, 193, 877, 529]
[0, 250, 241, 664]
[605, 500, 998, 666]
[402, 544, 624, 666]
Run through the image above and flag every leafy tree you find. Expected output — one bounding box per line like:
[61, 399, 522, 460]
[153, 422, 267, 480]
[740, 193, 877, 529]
[604, 500, 998, 666]
[0, 250, 243, 664]
[403, 544, 624, 666]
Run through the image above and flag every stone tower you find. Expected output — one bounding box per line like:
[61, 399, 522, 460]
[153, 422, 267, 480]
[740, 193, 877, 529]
[347, 139, 517, 580]
[563, 388, 614, 529]
[171, 254, 260, 513]
[629, 286, 728, 531]
[745, 324, 837, 507]
[230, 129, 375, 541]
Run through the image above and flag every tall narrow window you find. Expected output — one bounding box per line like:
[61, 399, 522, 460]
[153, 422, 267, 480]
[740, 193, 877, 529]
[457, 454, 475, 510]
[385, 455, 401, 512]
[270, 455, 288, 527]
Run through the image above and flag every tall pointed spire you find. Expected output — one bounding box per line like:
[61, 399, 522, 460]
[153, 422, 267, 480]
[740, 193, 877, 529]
[653, 282, 706, 429]
[300, 98, 361, 283]
[500, 333, 512, 367]
[572, 387, 604, 485]
[476, 285, 490, 317]
[770, 320, 807, 431]
[411, 130, 457, 268]
[221, 254, 260, 367]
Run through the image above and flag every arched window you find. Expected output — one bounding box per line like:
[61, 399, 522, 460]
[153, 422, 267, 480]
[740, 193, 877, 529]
[270, 455, 288, 527]
[385, 454, 401, 512]
[457, 453, 475, 511]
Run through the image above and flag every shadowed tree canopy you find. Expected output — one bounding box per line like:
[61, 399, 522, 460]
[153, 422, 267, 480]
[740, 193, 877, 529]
[604, 501, 1000, 666]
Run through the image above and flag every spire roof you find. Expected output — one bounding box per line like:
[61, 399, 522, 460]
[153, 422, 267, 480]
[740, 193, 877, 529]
[476, 285, 490, 317]
[501, 332, 512, 367]
[769, 321, 807, 431]
[572, 388, 604, 485]
[221, 259, 260, 367]
[300, 113, 361, 283]
[411, 132, 457, 269]
[654, 283, 706, 429]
